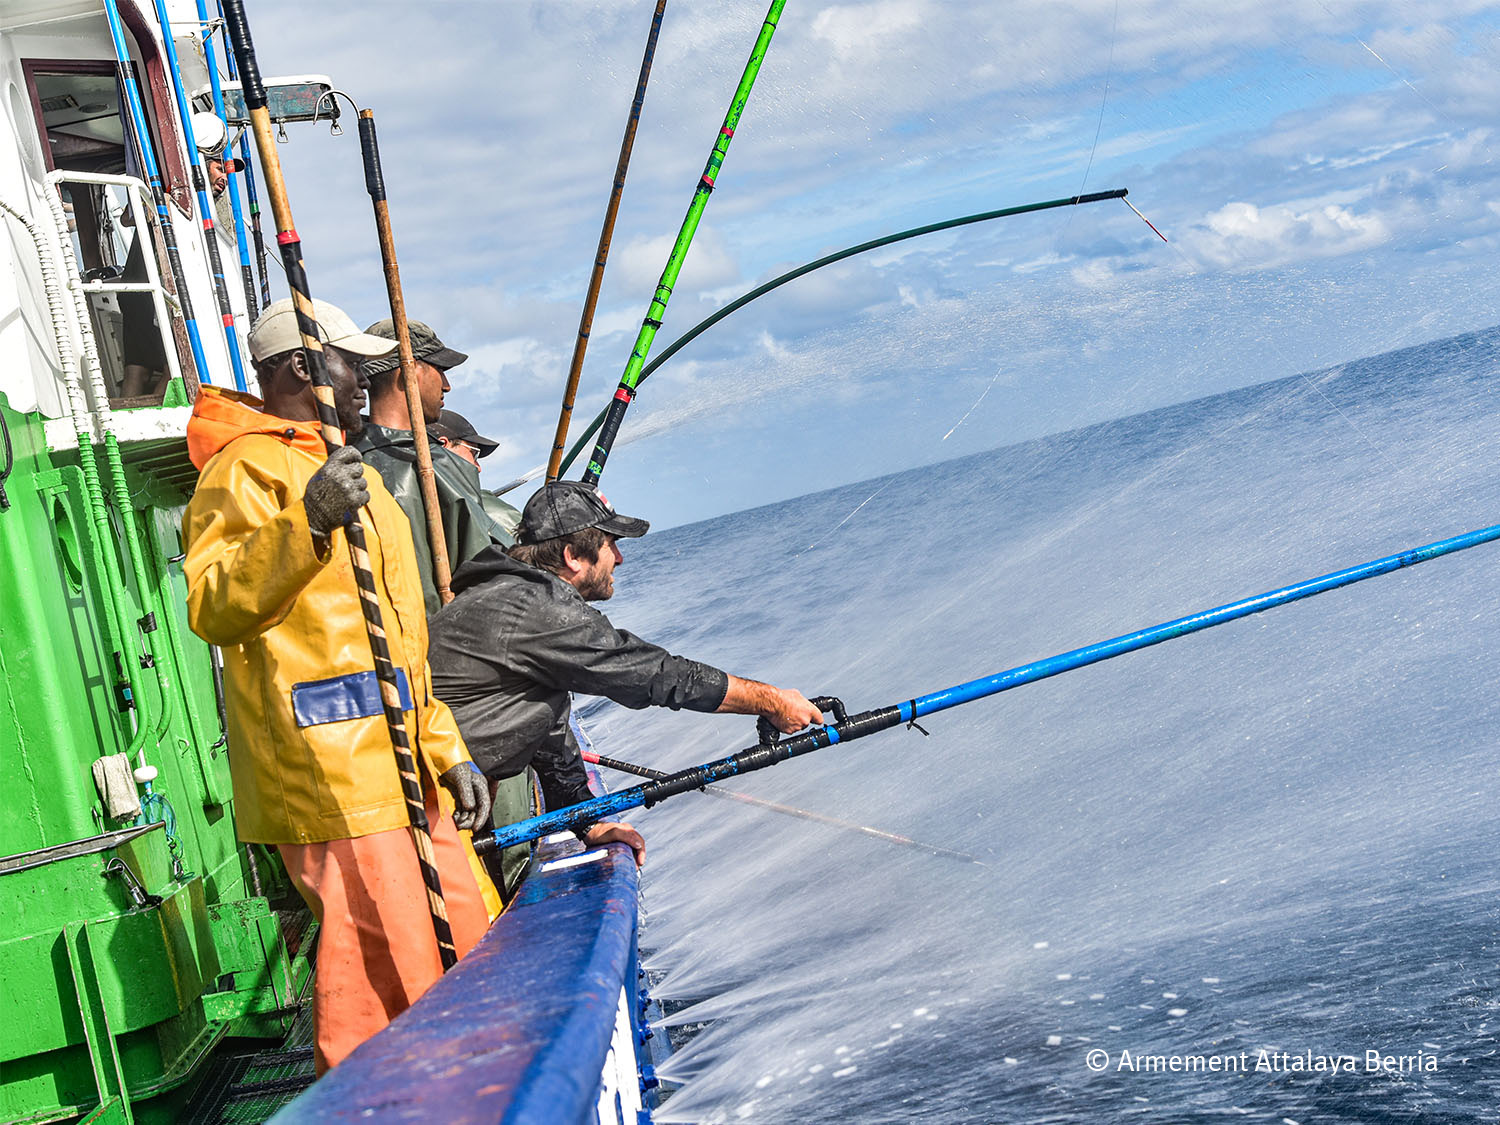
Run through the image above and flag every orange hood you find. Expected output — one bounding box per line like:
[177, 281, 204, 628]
[186, 386, 333, 470]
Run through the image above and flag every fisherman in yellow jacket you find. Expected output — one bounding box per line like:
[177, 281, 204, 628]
[182, 298, 494, 1073]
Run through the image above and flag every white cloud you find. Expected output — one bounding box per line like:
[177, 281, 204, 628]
[1176, 199, 1386, 271]
[811, 1, 923, 62]
[1182, 201, 1390, 270]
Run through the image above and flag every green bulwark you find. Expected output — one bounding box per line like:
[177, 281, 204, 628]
[0, 397, 309, 1124]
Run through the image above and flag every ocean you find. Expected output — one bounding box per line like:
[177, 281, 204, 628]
[576, 324, 1500, 1123]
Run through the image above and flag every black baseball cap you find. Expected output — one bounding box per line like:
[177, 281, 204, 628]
[516, 481, 649, 545]
[429, 409, 500, 458]
[362, 319, 469, 376]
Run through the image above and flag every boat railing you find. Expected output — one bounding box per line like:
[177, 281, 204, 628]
[45, 169, 192, 409]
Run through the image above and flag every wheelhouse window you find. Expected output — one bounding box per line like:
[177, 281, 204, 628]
[23, 55, 194, 404]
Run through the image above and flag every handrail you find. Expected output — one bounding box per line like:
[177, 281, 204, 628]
[45, 170, 187, 395]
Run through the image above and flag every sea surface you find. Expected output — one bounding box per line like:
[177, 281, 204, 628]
[577, 325, 1500, 1123]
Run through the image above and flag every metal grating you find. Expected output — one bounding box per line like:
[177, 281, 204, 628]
[178, 1005, 318, 1125]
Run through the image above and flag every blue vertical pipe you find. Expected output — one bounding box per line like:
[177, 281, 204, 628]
[149, 0, 248, 391]
[193, 0, 258, 320]
[215, 0, 270, 309]
[478, 519, 1500, 851]
[101, 0, 213, 386]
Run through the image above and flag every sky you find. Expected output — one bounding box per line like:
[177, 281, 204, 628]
[239, 0, 1500, 528]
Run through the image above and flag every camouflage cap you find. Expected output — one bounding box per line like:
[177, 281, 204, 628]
[362, 319, 469, 376]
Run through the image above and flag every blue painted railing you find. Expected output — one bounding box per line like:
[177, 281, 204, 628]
[270, 831, 644, 1124]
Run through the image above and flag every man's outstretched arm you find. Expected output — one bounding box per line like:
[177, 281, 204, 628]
[717, 676, 825, 734]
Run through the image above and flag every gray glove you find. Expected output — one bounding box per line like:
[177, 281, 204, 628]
[439, 762, 492, 833]
[303, 445, 369, 537]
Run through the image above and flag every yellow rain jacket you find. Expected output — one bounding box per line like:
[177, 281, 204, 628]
[183, 386, 474, 845]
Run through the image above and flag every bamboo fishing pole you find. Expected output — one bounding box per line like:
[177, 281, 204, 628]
[356, 107, 455, 604]
[581, 0, 787, 486]
[477, 518, 1500, 852]
[582, 747, 982, 863]
[546, 0, 667, 483]
[220, 0, 458, 971]
[557, 188, 1128, 478]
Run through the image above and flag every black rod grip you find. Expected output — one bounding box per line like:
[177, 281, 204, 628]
[582, 396, 629, 483]
[358, 114, 385, 201]
[219, 0, 266, 110]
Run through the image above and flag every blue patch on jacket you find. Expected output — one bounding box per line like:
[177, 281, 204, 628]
[291, 669, 413, 727]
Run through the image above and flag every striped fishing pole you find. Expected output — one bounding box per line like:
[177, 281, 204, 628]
[546, 0, 667, 483]
[101, 0, 212, 386]
[556, 188, 1128, 478]
[581, 0, 787, 486]
[195, 0, 260, 318]
[216, 0, 271, 309]
[476, 520, 1500, 853]
[151, 0, 248, 391]
[220, 0, 459, 971]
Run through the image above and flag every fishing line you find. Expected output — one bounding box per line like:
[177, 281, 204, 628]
[940, 367, 1003, 441]
[1074, 0, 1119, 201]
[790, 480, 894, 560]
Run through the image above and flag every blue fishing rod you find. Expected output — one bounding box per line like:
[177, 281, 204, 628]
[101, 0, 213, 386]
[216, 0, 271, 309]
[151, 0, 249, 391]
[194, 0, 259, 319]
[475, 519, 1500, 854]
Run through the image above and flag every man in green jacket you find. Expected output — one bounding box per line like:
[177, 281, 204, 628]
[353, 318, 530, 897]
[354, 320, 514, 614]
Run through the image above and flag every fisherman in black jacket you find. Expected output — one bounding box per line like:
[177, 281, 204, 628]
[427, 481, 824, 866]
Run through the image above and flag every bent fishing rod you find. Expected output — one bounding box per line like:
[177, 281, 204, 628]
[500, 190, 1131, 494]
[221, 0, 460, 971]
[581, 0, 787, 486]
[476, 518, 1500, 853]
[554, 188, 1128, 479]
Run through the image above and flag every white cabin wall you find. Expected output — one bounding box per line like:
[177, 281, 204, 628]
[0, 1, 249, 427]
[0, 17, 108, 418]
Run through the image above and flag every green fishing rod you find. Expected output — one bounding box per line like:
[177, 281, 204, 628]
[557, 188, 1127, 478]
[581, 0, 787, 486]
[476, 518, 1500, 853]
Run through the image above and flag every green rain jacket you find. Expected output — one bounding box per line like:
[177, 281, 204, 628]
[354, 421, 521, 615]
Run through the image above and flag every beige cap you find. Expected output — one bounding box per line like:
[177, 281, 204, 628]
[247, 298, 398, 362]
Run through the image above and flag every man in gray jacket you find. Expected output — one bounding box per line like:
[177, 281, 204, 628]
[427, 481, 824, 866]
